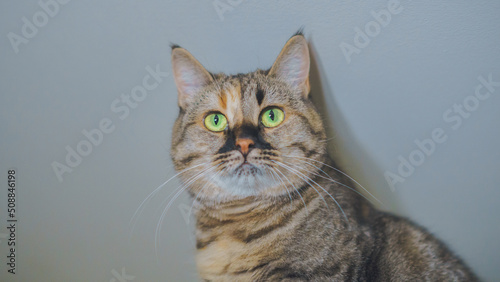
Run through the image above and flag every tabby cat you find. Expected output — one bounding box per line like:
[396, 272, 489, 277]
[169, 33, 478, 281]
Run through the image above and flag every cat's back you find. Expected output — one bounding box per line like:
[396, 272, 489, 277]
[370, 212, 479, 281]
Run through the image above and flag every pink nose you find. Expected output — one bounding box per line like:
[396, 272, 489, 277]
[235, 138, 255, 155]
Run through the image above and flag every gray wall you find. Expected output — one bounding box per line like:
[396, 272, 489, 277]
[1, 1, 499, 281]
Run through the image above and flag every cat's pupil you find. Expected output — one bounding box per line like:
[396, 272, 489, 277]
[214, 115, 219, 125]
[269, 110, 275, 121]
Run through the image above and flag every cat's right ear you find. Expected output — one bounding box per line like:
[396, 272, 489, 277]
[171, 46, 213, 109]
[268, 34, 310, 98]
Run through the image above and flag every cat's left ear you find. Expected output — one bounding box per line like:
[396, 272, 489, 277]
[268, 34, 310, 97]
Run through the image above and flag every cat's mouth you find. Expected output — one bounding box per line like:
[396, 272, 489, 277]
[210, 150, 277, 195]
[235, 162, 258, 176]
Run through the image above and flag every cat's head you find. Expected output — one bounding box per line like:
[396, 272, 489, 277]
[170, 34, 327, 203]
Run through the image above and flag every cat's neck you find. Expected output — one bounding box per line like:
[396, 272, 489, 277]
[195, 195, 289, 222]
[193, 181, 329, 233]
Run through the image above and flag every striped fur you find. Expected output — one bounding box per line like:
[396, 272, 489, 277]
[170, 34, 478, 281]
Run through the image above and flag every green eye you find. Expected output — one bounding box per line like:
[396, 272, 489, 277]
[261, 107, 285, 128]
[204, 112, 227, 132]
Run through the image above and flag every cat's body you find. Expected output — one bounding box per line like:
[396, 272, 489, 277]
[170, 33, 478, 281]
[194, 166, 473, 281]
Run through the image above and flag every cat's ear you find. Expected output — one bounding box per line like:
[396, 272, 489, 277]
[171, 46, 213, 109]
[268, 34, 310, 97]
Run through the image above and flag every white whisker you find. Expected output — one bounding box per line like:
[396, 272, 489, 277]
[188, 166, 227, 219]
[286, 160, 381, 208]
[274, 160, 349, 225]
[268, 167, 293, 206]
[273, 161, 329, 209]
[284, 155, 383, 207]
[269, 164, 311, 216]
[128, 161, 210, 240]
[155, 165, 217, 262]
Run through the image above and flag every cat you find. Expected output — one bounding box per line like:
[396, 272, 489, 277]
[169, 32, 478, 281]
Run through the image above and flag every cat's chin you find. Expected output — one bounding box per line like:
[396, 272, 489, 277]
[213, 165, 274, 197]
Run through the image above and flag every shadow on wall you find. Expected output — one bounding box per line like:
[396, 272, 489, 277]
[307, 40, 403, 214]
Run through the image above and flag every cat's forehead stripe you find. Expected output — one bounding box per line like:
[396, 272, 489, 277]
[218, 90, 227, 109]
[223, 82, 243, 126]
[256, 88, 264, 106]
